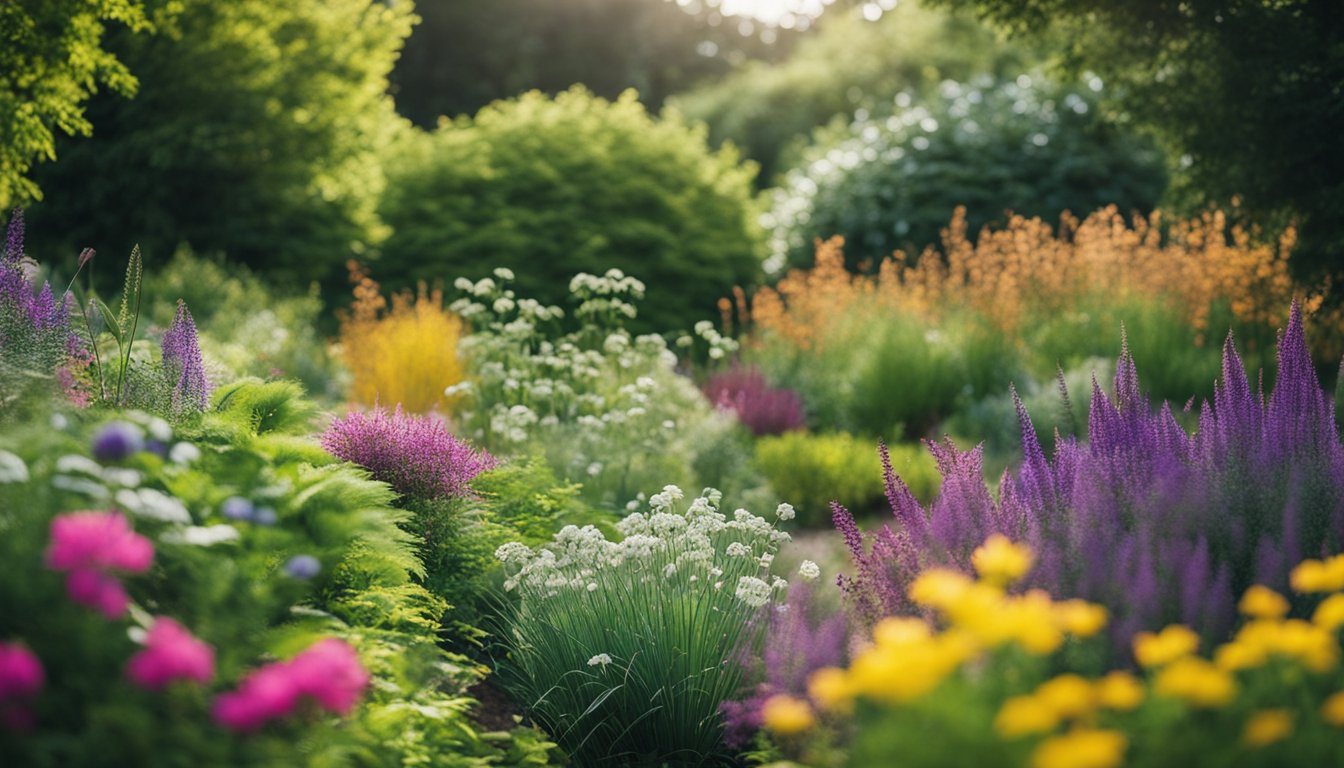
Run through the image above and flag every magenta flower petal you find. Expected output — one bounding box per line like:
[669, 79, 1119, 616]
[65, 569, 131, 619]
[45, 511, 153, 574]
[127, 617, 215, 691]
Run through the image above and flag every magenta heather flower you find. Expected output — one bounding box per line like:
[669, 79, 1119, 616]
[161, 300, 210, 415]
[322, 406, 497, 500]
[213, 638, 368, 732]
[836, 302, 1344, 655]
[45, 511, 153, 619]
[0, 642, 43, 732]
[126, 617, 215, 691]
[703, 365, 807, 436]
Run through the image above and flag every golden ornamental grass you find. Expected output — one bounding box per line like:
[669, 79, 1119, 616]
[338, 262, 466, 414]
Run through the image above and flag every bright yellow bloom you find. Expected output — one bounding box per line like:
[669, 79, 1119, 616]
[1239, 585, 1290, 619]
[761, 694, 815, 735]
[1154, 657, 1238, 708]
[872, 617, 932, 648]
[909, 568, 975, 610]
[1035, 675, 1096, 720]
[1134, 625, 1201, 668]
[972, 534, 1034, 586]
[1313, 593, 1344, 632]
[1214, 640, 1268, 672]
[1273, 619, 1339, 672]
[1321, 691, 1344, 727]
[806, 667, 852, 713]
[991, 590, 1064, 655]
[1290, 555, 1344, 593]
[1094, 671, 1144, 711]
[995, 695, 1059, 738]
[1030, 728, 1127, 768]
[1242, 709, 1293, 747]
[1055, 600, 1108, 638]
[846, 631, 974, 706]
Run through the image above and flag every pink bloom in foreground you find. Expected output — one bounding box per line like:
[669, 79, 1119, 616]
[45, 511, 153, 619]
[127, 617, 215, 691]
[213, 638, 368, 732]
[0, 643, 44, 732]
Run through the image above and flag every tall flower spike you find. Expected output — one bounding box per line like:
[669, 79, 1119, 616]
[161, 300, 210, 415]
[4, 208, 23, 262]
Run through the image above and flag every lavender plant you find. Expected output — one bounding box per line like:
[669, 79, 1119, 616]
[494, 486, 794, 766]
[835, 303, 1344, 654]
[0, 209, 87, 411]
[161, 300, 210, 417]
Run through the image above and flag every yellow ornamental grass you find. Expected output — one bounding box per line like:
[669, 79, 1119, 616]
[338, 263, 467, 414]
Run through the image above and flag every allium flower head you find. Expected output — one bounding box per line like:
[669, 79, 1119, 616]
[45, 511, 153, 619]
[161, 300, 211, 416]
[126, 617, 215, 690]
[322, 406, 497, 500]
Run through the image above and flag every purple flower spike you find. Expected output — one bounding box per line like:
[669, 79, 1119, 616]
[161, 300, 210, 416]
[4, 208, 23, 262]
[322, 406, 497, 501]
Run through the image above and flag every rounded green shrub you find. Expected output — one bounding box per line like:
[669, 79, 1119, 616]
[753, 432, 939, 527]
[378, 87, 765, 334]
[766, 74, 1167, 273]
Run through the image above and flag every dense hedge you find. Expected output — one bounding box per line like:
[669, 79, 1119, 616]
[377, 87, 765, 334]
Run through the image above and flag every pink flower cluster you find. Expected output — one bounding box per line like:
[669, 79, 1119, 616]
[213, 638, 368, 732]
[127, 617, 215, 691]
[0, 643, 44, 731]
[44, 511, 153, 619]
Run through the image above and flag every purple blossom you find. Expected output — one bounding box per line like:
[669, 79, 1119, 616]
[321, 406, 497, 500]
[0, 209, 87, 385]
[836, 302, 1344, 655]
[161, 300, 210, 415]
[703, 365, 807, 436]
[283, 555, 322, 580]
[92, 421, 145, 463]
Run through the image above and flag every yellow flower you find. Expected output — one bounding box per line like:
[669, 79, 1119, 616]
[806, 667, 852, 713]
[872, 617, 932, 648]
[1214, 640, 1267, 671]
[995, 590, 1064, 655]
[1094, 671, 1144, 711]
[761, 695, 815, 735]
[1055, 600, 1108, 638]
[1239, 585, 1290, 619]
[1321, 691, 1344, 727]
[1242, 709, 1293, 747]
[1154, 657, 1238, 708]
[1133, 625, 1201, 668]
[846, 632, 972, 706]
[995, 695, 1059, 738]
[1313, 593, 1344, 632]
[972, 534, 1034, 586]
[1291, 555, 1344, 593]
[909, 568, 975, 610]
[1030, 729, 1127, 768]
[1035, 674, 1096, 720]
[1273, 619, 1338, 672]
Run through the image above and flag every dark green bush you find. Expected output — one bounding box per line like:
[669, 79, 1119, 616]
[377, 87, 765, 334]
[766, 74, 1167, 273]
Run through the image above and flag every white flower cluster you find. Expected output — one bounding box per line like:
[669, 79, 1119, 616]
[495, 486, 791, 610]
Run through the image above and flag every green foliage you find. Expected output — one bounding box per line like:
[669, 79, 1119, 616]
[768, 73, 1167, 271]
[0, 0, 163, 208]
[28, 0, 415, 287]
[930, 0, 1344, 280]
[391, 0, 797, 127]
[672, 0, 1037, 186]
[754, 432, 939, 526]
[379, 87, 765, 335]
[142, 249, 340, 400]
[494, 487, 793, 767]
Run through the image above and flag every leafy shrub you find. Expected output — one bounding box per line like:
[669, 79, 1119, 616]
[378, 87, 765, 334]
[338, 263, 466, 414]
[703, 365, 807, 436]
[834, 305, 1344, 657]
[766, 74, 1167, 272]
[757, 538, 1344, 768]
[494, 486, 793, 766]
[449, 267, 748, 509]
[672, 0, 1036, 186]
[142, 249, 338, 400]
[0, 388, 552, 766]
[755, 433, 939, 526]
